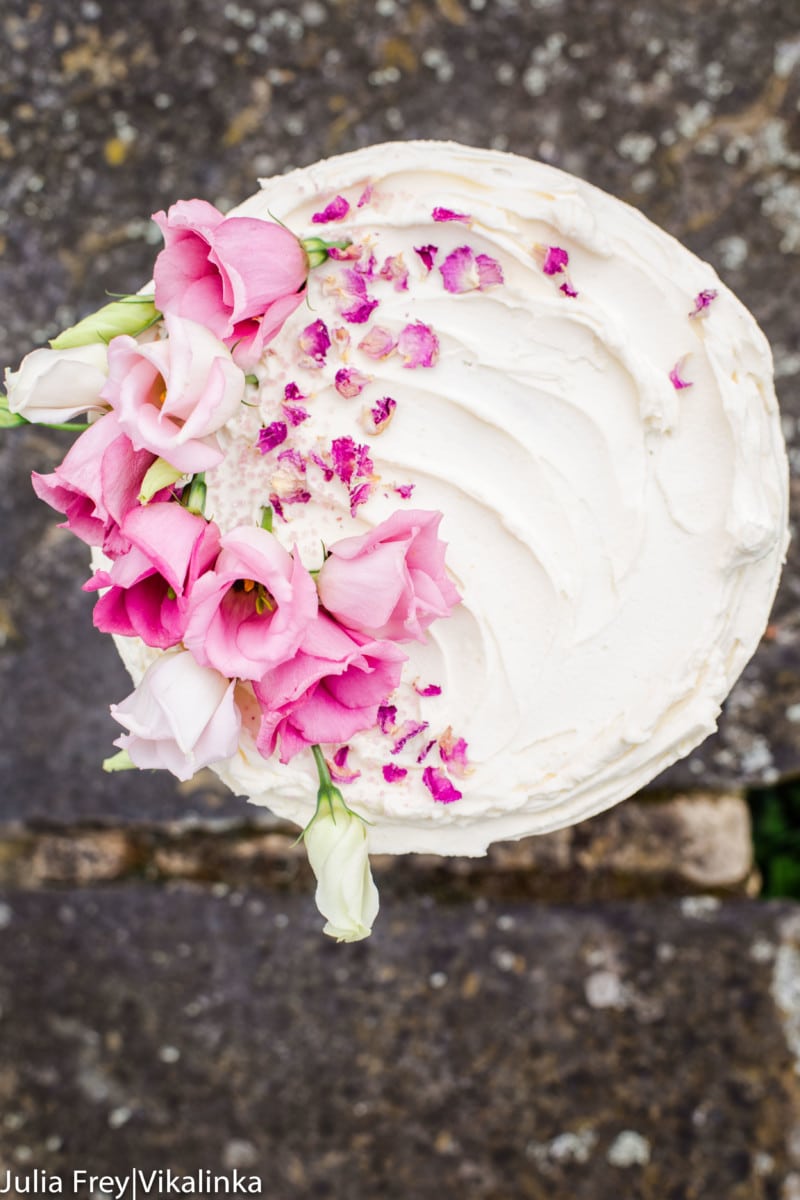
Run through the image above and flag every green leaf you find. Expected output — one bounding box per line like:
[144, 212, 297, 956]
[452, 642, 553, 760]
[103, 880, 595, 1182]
[139, 457, 184, 504]
[260, 504, 273, 532]
[102, 749, 137, 773]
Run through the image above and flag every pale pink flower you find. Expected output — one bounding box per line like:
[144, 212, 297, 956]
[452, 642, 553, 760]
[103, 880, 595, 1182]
[254, 614, 405, 763]
[183, 525, 318, 681]
[317, 509, 461, 643]
[4, 343, 109, 424]
[31, 411, 156, 556]
[86, 504, 221, 649]
[152, 199, 307, 368]
[110, 649, 241, 782]
[102, 314, 246, 474]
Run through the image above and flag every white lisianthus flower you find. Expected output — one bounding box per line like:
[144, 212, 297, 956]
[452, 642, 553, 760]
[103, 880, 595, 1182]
[304, 783, 379, 943]
[4, 343, 109, 423]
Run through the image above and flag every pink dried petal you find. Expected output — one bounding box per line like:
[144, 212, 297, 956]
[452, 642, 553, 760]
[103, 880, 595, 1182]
[422, 766, 462, 804]
[282, 403, 310, 426]
[342, 298, 379, 324]
[354, 251, 378, 281]
[432, 207, 471, 224]
[327, 745, 361, 783]
[382, 763, 407, 782]
[333, 746, 349, 768]
[328, 244, 362, 261]
[669, 355, 693, 390]
[377, 704, 397, 734]
[439, 726, 470, 777]
[285, 489, 311, 505]
[369, 396, 397, 432]
[559, 280, 579, 298]
[269, 493, 286, 523]
[331, 436, 373, 485]
[298, 319, 331, 367]
[416, 738, 436, 764]
[414, 244, 438, 272]
[311, 195, 350, 223]
[379, 254, 409, 291]
[542, 246, 569, 275]
[335, 367, 371, 398]
[309, 451, 335, 482]
[257, 421, 288, 454]
[277, 448, 306, 473]
[349, 481, 372, 515]
[689, 288, 718, 318]
[414, 682, 442, 697]
[358, 326, 397, 359]
[357, 183, 374, 208]
[391, 720, 429, 755]
[332, 326, 351, 353]
[284, 382, 306, 402]
[439, 246, 503, 295]
[394, 483, 415, 499]
[398, 322, 440, 368]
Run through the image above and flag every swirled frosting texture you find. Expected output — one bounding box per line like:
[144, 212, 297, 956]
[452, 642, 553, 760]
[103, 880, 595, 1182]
[117, 142, 789, 855]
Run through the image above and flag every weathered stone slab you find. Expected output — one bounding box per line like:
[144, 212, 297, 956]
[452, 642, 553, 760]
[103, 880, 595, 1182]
[1, 0, 799, 824]
[0, 790, 755, 900]
[0, 888, 799, 1198]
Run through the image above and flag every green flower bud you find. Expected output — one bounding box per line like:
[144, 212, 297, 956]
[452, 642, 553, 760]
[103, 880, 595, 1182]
[51, 296, 159, 350]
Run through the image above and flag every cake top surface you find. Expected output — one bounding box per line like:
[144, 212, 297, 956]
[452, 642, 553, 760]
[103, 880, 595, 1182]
[115, 140, 789, 855]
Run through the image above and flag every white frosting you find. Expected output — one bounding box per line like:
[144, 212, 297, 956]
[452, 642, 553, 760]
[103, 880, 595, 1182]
[116, 141, 789, 856]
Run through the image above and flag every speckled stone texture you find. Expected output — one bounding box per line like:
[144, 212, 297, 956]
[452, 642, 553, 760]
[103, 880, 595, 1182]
[1, 888, 800, 1199]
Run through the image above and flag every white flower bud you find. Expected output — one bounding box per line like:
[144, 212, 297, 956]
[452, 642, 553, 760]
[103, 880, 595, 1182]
[4, 343, 109, 424]
[304, 790, 379, 942]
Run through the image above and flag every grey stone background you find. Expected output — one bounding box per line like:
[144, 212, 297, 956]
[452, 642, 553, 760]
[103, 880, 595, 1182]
[2, 0, 800, 1196]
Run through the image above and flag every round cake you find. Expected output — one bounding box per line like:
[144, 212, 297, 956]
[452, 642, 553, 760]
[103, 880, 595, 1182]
[113, 140, 788, 855]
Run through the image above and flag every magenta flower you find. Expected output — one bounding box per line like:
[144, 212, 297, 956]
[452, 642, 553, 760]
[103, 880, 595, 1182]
[422, 766, 462, 804]
[439, 246, 504, 294]
[317, 508, 461, 643]
[397, 322, 440, 368]
[86, 503, 220, 649]
[110, 649, 241, 782]
[102, 315, 246, 474]
[254, 614, 406, 763]
[152, 199, 307, 368]
[311, 195, 351, 224]
[183, 525, 318, 681]
[31, 411, 156, 556]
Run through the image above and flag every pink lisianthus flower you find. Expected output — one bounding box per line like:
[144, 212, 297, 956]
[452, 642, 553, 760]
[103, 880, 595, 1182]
[183, 525, 318, 681]
[317, 509, 461, 643]
[152, 199, 308, 368]
[31, 411, 156, 557]
[110, 649, 241, 782]
[254, 615, 406, 763]
[102, 314, 246, 474]
[85, 503, 221, 649]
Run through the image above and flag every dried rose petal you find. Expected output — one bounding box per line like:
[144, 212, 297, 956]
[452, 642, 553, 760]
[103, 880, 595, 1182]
[394, 483, 415, 499]
[379, 254, 409, 291]
[439, 726, 470, 777]
[542, 246, 569, 275]
[368, 396, 397, 433]
[282, 403, 310, 427]
[440, 246, 504, 294]
[422, 766, 462, 804]
[335, 367, 371, 398]
[311, 195, 350, 223]
[349, 481, 372, 515]
[358, 326, 397, 360]
[560, 280, 579, 299]
[332, 326, 351, 353]
[284, 382, 306, 402]
[328, 244, 362, 261]
[669, 355, 693, 390]
[331, 436, 358, 485]
[357, 183, 374, 208]
[269, 493, 286, 523]
[382, 763, 407, 782]
[309, 450, 334, 481]
[377, 704, 397, 734]
[342, 298, 379, 324]
[257, 421, 288, 454]
[391, 720, 429, 755]
[398, 321, 440, 368]
[414, 244, 438, 272]
[689, 288, 719, 318]
[416, 739, 436, 764]
[328, 745, 361, 784]
[277, 448, 306, 473]
[298, 319, 331, 367]
[354, 251, 378, 281]
[414, 682, 442, 697]
[432, 206, 471, 224]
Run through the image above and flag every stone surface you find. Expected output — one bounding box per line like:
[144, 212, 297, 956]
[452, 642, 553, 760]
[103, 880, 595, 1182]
[1, 0, 799, 831]
[0, 887, 799, 1198]
[0, 790, 755, 899]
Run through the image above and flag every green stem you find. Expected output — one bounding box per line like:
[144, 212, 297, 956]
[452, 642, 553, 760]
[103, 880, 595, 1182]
[311, 743, 332, 792]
